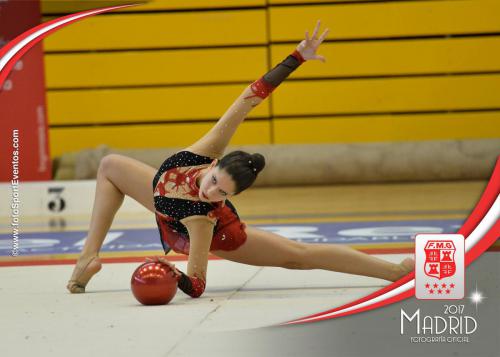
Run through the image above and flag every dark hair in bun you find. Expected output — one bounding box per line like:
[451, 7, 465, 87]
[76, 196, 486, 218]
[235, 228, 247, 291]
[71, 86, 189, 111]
[217, 151, 266, 194]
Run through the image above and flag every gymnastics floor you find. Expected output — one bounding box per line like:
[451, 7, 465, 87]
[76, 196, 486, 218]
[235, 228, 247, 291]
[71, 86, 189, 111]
[0, 181, 496, 357]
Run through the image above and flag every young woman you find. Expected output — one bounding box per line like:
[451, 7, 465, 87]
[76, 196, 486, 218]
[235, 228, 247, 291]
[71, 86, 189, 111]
[67, 21, 414, 297]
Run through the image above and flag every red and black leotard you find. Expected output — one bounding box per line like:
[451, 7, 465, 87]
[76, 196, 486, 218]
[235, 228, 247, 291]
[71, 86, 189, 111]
[150, 49, 306, 298]
[152, 150, 247, 256]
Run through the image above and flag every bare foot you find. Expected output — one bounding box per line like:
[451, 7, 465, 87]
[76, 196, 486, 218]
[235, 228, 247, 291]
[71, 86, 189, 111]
[66, 254, 102, 293]
[392, 257, 415, 281]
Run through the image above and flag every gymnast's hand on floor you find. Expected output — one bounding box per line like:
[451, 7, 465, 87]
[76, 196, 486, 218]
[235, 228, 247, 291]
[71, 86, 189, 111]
[145, 256, 182, 279]
[296, 20, 330, 62]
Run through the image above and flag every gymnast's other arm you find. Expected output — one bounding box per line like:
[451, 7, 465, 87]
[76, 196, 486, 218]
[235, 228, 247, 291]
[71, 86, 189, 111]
[176, 217, 215, 298]
[149, 218, 214, 298]
[186, 20, 330, 158]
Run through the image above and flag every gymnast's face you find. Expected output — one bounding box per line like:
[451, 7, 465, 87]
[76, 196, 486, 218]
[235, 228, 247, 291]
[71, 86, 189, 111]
[198, 160, 236, 203]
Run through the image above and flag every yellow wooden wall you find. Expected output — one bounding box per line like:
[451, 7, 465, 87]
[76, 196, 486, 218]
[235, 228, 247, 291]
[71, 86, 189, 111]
[42, 0, 500, 157]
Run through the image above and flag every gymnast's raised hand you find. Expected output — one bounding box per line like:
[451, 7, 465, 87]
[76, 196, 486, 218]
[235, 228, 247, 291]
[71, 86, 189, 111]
[296, 20, 330, 62]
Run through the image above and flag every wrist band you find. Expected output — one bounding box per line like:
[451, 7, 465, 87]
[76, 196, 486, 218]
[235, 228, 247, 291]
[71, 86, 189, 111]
[178, 271, 206, 298]
[247, 50, 306, 100]
[291, 49, 306, 64]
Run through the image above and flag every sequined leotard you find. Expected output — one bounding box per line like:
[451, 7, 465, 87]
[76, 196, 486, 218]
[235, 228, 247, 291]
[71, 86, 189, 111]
[152, 150, 247, 255]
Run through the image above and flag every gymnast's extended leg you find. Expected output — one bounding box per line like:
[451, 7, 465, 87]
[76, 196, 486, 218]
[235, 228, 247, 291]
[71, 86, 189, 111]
[67, 154, 157, 293]
[213, 226, 413, 282]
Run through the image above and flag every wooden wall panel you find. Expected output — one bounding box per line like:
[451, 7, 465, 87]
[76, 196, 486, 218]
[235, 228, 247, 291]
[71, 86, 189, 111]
[44, 10, 267, 51]
[47, 84, 270, 124]
[272, 75, 500, 116]
[42, 0, 265, 14]
[45, 47, 267, 88]
[271, 38, 500, 78]
[50, 120, 271, 157]
[270, 1, 500, 41]
[273, 112, 500, 143]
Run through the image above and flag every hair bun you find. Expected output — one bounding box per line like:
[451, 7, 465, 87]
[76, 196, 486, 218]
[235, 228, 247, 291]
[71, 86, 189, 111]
[218, 150, 266, 194]
[250, 153, 265, 174]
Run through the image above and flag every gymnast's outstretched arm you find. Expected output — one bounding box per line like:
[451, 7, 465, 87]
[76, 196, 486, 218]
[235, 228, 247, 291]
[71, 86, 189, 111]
[186, 20, 329, 158]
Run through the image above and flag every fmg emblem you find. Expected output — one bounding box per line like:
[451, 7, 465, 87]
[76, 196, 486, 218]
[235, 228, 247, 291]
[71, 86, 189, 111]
[424, 240, 456, 280]
[416, 234, 464, 300]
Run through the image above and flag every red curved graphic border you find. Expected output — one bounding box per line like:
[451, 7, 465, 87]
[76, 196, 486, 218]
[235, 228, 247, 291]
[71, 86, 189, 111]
[0, 4, 136, 88]
[0, 3, 498, 327]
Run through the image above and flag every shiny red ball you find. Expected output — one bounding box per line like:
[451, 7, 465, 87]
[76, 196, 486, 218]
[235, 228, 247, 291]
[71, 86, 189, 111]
[131, 262, 178, 305]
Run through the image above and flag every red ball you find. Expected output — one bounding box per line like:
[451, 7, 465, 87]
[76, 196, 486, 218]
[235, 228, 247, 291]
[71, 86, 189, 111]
[131, 262, 178, 305]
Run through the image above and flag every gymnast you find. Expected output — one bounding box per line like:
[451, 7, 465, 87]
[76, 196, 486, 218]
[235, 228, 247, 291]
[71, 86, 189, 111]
[67, 21, 414, 297]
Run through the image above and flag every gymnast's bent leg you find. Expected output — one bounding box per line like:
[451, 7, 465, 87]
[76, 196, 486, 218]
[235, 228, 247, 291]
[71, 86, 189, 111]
[212, 226, 413, 282]
[67, 154, 157, 293]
